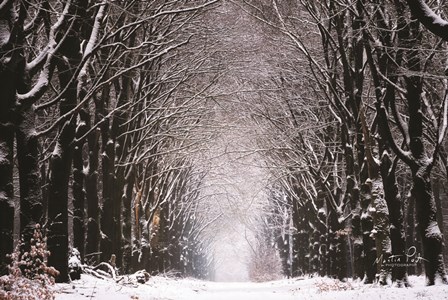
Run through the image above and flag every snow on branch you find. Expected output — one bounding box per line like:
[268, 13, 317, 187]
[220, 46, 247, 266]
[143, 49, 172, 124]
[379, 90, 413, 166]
[77, 2, 107, 98]
[432, 87, 448, 164]
[82, 2, 107, 60]
[26, 0, 72, 75]
[0, 0, 13, 15]
[439, 91, 448, 145]
[18, 0, 74, 106]
[406, 0, 448, 40]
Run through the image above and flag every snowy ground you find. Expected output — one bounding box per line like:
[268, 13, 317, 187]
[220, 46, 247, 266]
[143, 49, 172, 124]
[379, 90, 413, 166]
[54, 275, 448, 300]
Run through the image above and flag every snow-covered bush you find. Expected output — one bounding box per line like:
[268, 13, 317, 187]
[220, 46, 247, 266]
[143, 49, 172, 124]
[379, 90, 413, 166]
[0, 225, 59, 300]
[68, 248, 82, 280]
[315, 279, 354, 293]
[134, 270, 151, 284]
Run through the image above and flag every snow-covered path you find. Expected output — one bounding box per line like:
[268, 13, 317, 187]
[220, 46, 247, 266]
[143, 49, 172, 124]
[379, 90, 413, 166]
[54, 274, 448, 300]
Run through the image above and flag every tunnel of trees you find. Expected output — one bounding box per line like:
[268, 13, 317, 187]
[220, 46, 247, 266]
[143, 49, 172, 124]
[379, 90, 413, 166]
[1, 0, 448, 287]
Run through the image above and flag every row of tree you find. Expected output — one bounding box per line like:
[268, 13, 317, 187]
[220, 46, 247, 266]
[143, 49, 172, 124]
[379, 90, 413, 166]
[0, 0, 220, 282]
[4, 0, 448, 286]
[242, 0, 448, 285]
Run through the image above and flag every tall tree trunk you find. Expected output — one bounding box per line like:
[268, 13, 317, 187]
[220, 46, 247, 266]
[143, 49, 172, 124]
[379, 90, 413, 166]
[85, 120, 100, 262]
[370, 178, 392, 285]
[107, 27, 137, 267]
[350, 186, 364, 280]
[328, 209, 347, 280]
[441, 183, 448, 267]
[360, 182, 377, 283]
[381, 153, 409, 286]
[297, 204, 308, 276]
[47, 10, 83, 280]
[360, 108, 393, 285]
[16, 107, 43, 251]
[404, 19, 447, 283]
[113, 166, 124, 268]
[72, 109, 88, 260]
[276, 204, 291, 277]
[122, 166, 135, 273]
[0, 1, 21, 274]
[406, 187, 416, 275]
[411, 167, 448, 284]
[47, 119, 75, 282]
[433, 178, 444, 239]
[291, 201, 300, 277]
[100, 118, 114, 263]
[85, 85, 107, 264]
[0, 125, 14, 275]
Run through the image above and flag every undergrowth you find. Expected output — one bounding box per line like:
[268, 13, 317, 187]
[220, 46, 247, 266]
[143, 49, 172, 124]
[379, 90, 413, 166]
[315, 278, 354, 293]
[0, 225, 59, 300]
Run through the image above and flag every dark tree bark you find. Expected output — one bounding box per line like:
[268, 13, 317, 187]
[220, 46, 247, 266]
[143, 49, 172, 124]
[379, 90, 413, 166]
[72, 109, 88, 260]
[122, 166, 135, 274]
[291, 199, 301, 277]
[327, 208, 348, 281]
[433, 178, 444, 237]
[85, 111, 100, 263]
[332, 0, 367, 276]
[406, 189, 417, 275]
[0, 123, 14, 276]
[340, 124, 362, 281]
[297, 203, 309, 276]
[362, 0, 447, 284]
[99, 115, 114, 263]
[315, 190, 327, 277]
[47, 120, 75, 282]
[405, 17, 446, 283]
[0, 0, 40, 273]
[16, 107, 44, 251]
[14, 1, 45, 255]
[404, 0, 448, 285]
[106, 25, 137, 267]
[406, 0, 448, 40]
[374, 15, 448, 282]
[0, 0, 20, 275]
[47, 0, 87, 282]
[411, 165, 447, 284]
[0, 77, 15, 276]
[350, 186, 364, 280]
[380, 153, 409, 286]
[85, 81, 107, 264]
[360, 182, 377, 283]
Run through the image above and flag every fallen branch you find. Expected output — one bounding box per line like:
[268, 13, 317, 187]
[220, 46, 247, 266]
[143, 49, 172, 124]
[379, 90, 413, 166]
[92, 262, 118, 281]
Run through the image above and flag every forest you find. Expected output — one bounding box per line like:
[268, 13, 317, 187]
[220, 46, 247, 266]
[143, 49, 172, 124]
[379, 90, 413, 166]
[1, 0, 448, 294]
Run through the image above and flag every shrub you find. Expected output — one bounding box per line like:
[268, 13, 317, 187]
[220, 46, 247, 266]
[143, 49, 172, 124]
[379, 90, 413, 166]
[315, 279, 354, 293]
[0, 225, 59, 300]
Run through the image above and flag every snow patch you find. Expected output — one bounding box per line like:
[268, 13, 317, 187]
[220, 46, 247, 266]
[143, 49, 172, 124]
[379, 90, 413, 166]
[318, 207, 327, 217]
[54, 274, 448, 300]
[0, 20, 11, 45]
[52, 143, 62, 159]
[426, 221, 442, 238]
[360, 212, 370, 220]
[83, 165, 90, 176]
